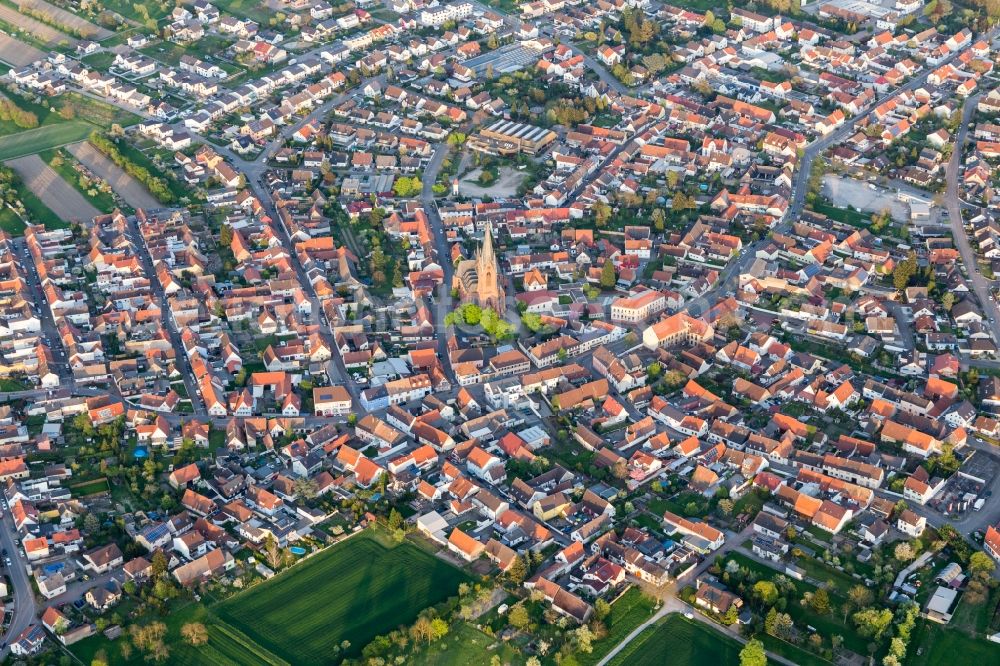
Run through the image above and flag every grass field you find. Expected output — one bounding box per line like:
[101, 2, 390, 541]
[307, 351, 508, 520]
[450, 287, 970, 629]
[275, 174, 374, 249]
[580, 587, 658, 666]
[0, 121, 92, 160]
[70, 599, 290, 666]
[905, 619, 1000, 666]
[214, 531, 471, 663]
[73, 531, 470, 665]
[607, 614, 742, 666]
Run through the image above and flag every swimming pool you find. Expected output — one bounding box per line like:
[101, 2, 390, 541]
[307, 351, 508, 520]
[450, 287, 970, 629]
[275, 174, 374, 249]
[289, 546, 306, 555]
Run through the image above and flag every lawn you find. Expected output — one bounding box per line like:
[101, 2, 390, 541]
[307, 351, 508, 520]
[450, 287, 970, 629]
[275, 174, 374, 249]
[214, 530, 471, 663]
[580, 587, 658, 666]
[905, 619, 1000, 666]
[0, 121, 93, 160]
[0, 377, 28, 391]
[70, 478, 110, 497]
[607, 614, 742, 666]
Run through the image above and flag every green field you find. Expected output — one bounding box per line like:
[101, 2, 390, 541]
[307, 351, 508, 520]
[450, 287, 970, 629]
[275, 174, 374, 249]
[215, 531, 471, 663]
[73, 531, 470, 664]
[581, 587, 658, 666]
[905, 619, 1000, 666]
[0, 121, 93, 161]
[607, 614, 743, 666]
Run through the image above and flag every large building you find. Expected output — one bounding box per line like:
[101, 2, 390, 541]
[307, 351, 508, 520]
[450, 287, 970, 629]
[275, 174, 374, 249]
[454, 224, 506, 314]
[468, 120, 557, 156]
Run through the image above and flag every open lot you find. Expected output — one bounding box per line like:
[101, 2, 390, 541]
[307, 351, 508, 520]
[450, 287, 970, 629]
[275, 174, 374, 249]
[6, 153, 100, 222]
[15, 0, 112, 39]
[0, 30, 43, 65]
[0, 4, 75, 47]
[214, 531, 471, 663]
[69, 141, 162, 210]
[607, 614, 742, 666]
[823, 174, 911, 222]
[459, 166, 527, 197]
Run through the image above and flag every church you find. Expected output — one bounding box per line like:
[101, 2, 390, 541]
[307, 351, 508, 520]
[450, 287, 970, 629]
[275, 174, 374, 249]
[453, 224, 506, 314]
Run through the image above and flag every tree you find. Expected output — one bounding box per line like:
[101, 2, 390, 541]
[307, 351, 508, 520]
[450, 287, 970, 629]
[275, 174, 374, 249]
[765, 609, 793, 639]
[847, 584, 873, 614]
[181, 623, 208, 646]
[600, 259, 616, 290]
[429, 618, 449, 642]
[969, 551, 996, 579]
[264, 534, 282, 569]
[853, 608, 893, 639]
[811, 588, 832, 615]
[718, 498, 735, 516]
[894, 542, 916, 562]
[410, 616, 433, 644]
[754, 580, 779, 606]
[574, 625, 594, 654]
[507, 555, 528, 584]
[594, 598, 612, 621]
[740, 638, 767, 666]
[594, 201, 611, 227]
[647, 361, 663, 380]
[151, 550, 168, 579]
[508, 603, 530, 630]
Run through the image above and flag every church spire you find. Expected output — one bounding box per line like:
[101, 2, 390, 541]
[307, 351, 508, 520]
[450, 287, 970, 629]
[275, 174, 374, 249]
[481, 222, 495, 267]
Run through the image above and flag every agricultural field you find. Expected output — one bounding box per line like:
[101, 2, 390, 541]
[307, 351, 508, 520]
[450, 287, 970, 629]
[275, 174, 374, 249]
[14, 0, 112, 40]
[71, 531, 469, 665]
[607, 614, 743, 666]
[0, 3, 74, 47]
[214, 531, 472, 663]
[0, 30, 43, 65]
[5, 153, 100, 222]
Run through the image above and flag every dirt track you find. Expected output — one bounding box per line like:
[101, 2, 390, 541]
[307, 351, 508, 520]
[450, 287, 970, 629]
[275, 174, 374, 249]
[6, 153, 99, 223]
[0, 31, 44, 66]
[15, 0, 111, 40]
[0, 4, 75, 47]
[69, 141, 161, 211]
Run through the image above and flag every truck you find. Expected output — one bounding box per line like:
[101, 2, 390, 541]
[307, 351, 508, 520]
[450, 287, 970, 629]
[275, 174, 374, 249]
[974, 498, 986, 512]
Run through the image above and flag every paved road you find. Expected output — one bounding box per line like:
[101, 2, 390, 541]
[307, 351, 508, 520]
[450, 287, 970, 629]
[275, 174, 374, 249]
[944, 92, 1000, 346]
[420, 142, 456, 381]
[124, 216, 207, 416]
[0, 502, 37, 658]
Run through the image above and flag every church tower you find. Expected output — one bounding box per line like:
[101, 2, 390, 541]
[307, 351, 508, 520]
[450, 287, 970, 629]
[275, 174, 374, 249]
[475, 224, 505, 313]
